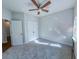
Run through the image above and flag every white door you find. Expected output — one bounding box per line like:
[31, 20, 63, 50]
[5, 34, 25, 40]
[28, 21, 38, 41]
[11, 20, 23, 45]
[33, 21, 38, 39]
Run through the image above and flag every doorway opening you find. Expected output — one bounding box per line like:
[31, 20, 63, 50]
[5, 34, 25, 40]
[2, 19, 11, 52]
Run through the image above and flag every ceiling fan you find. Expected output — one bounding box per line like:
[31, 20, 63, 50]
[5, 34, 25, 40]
[29, 0, 51, 15]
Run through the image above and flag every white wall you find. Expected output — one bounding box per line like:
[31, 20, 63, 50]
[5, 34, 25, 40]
[39, 8, 74, 46]
[2, 8, 12, 20]
[12, 12, 24, 20]
[74, 6, 77, 17]
[74, 1, 77, 17]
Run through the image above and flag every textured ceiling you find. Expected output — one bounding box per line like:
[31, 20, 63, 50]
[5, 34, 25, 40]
[2, 0, 76, 16]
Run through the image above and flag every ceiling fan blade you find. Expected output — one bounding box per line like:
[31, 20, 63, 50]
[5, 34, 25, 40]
[41, 9, 48, 12]
[41, 1, 51, 9]
[29, 9, 38, 11]
[31, 0, 39, 8]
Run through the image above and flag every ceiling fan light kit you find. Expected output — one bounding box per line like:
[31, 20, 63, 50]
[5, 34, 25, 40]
[29, 0, 51, 15]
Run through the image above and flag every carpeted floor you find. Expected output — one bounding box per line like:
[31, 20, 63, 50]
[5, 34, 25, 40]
[2, 39, 73, 59]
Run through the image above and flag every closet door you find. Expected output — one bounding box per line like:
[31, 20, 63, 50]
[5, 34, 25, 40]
[28, 21, 38, 41]
[11, 20, 23, 45]
[33, 21, 38, 40]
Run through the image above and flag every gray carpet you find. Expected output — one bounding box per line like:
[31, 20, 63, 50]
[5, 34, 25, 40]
[3, 39, 73, 59]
